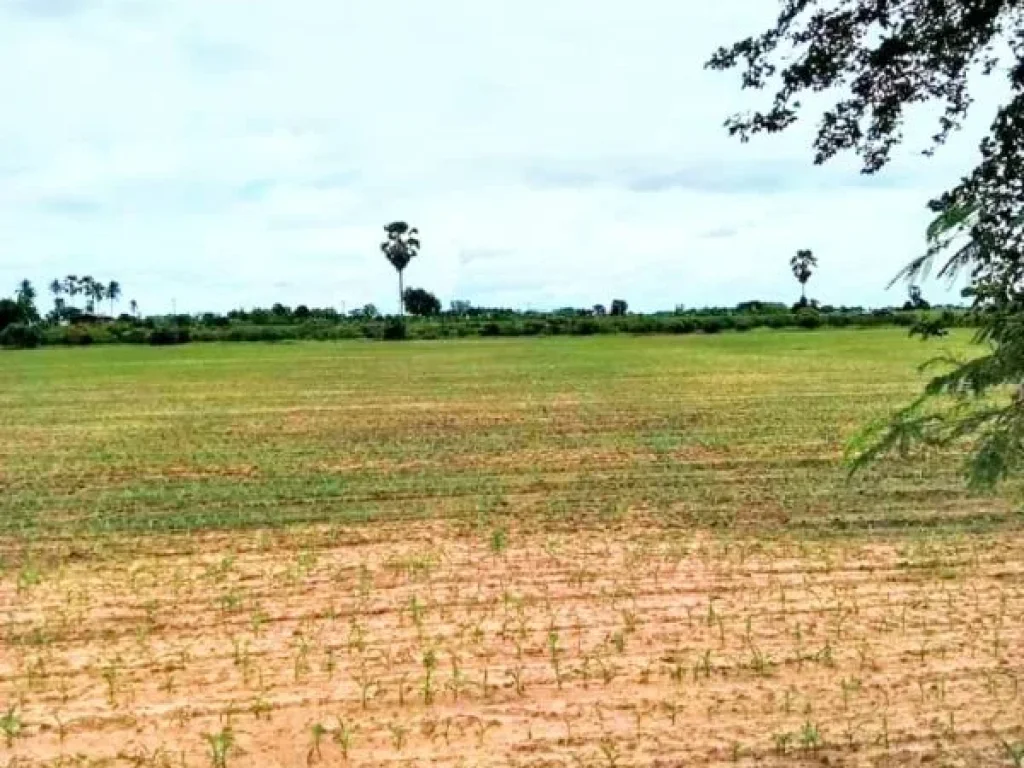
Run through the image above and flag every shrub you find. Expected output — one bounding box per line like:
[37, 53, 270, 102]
[523, 320, 546, 336]
[796, 311, 823, 329]
[0, 299, 29, 332]
[412, 322, 442, 340]
[114, 326, 150, 344]
[382, 318, 407, 341]
[764, 314, 793, 329]
[571, 319, 600, 335]
[149, 326, 191, 345]
[0, 323, 42, 349]
[63, 326, 95, 346]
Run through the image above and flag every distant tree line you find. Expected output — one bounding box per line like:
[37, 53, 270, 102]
[0, 237, 961, 349]
[0, 288, 973, 352]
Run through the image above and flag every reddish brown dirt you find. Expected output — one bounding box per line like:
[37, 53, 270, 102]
[2, 521, 1024, 766]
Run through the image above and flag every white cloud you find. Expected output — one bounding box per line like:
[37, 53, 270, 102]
[0, 0, 1002, 314]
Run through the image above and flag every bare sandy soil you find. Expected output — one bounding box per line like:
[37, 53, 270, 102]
[2, 519, 1023, 767]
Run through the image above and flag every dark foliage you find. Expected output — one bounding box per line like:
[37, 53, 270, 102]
[903, 285, 932, 310]
[790, 249, 817, 302]
[0, 299, 26, 331]
[0, 323, 42, 349]
[403, 287, 442, 316]
[382, 318, 407, 341]
[149, 326, 192, 346]
[709, 0, 1024, 487]
[381, 221, 421, 315]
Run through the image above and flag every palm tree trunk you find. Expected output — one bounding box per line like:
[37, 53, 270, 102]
[399, 271, 404, 317]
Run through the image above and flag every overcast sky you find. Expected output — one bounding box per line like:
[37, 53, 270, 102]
[0, 0, 1005, 314]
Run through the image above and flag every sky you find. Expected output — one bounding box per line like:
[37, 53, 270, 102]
[0, 0, 1007, 315]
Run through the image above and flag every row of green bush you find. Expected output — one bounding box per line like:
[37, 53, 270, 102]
[0, 309, 972, 349]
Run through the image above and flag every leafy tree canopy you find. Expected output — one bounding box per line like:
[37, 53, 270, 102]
[403, 287, 441, 317]
[709, 0, 1024, 487]
[0, 298, 30, 332]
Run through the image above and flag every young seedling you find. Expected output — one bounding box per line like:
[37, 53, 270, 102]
[749, 647, 774, 677]
[294, 636, 311, 682]
[308, 722, 327, 764]
[53, 710, 67, 744]
[101, 658, 121, 706]
[800, 721, 823, 752]
[388, 721, 409, 752]
[356, 662, 377, 709]
[490, 528, 508, 557]
[840, 677, 861, 711]
[1002, 738, 1024, 768]
[249, 697, 272, 721]
[548, 631, 563, 689]
[621, 608, 638, 635]
[0, 705, 22, 748]
[17, 563, 41, 594]
[599, 738, 621, 768]
[422, 649, 438, 705]
[662, 699, 682, 725]
[397, 672, 410, 706]
[448, 654, 468, 701]
[348, 618, 367, 653]
[509, 665, 526, 697]
[475, 717, 496, 747]
[610, 631, 626, 654]
[332, 719, 356, 761]
[598, 657, 617, 686]
[407, 594, 425, 632]
[773, 731, 793, 756]
[203, 727, 234, 768]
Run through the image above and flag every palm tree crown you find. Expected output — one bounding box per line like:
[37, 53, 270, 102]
[790, 249, 818, 301]
[380, 221, 421, 315]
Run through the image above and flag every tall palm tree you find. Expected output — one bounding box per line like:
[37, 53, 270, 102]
[16, 279, 35, 307]
[107, 280, 121, 317]
[380, 221, 421, 316]
[790, 249, 818, 304]
[64, 275, 79, 308]
[14, 280, 38, 322]
[92, 280, 106, 313]
[80, 276, 94, 312]
[130, 299, 138, 318]
[81, 276, 105, 313]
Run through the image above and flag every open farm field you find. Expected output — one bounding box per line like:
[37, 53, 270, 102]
[2, 330, 1024, 766]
